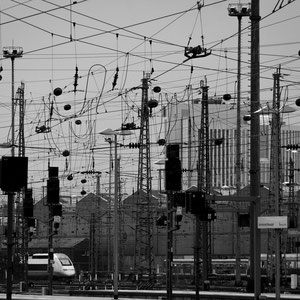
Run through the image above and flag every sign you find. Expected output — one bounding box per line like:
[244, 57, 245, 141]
[288, 228, 300, 237]
[257, 216, 288, 229]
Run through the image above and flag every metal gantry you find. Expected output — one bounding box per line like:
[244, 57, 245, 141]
[134, 73, 154, 280]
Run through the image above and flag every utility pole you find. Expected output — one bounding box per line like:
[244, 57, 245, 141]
[165, 144, 182, 300]
[228, 2, 251, 283]
[272, 68, 282, 300]
[249, 0, 261, 297]
[16, 82, 27, 290]
[2, 46, 23, 300]
[196, 77, 211, 299]
[47, 166, 60, 295]
[134, 72, 154, 281]
[287, 158, 296, 253]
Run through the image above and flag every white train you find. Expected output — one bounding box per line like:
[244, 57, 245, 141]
[28, 253, 76, 281]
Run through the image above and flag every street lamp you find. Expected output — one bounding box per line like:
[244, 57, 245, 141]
[228, 3, 251, 284]
[3, 46, 23, 156]
[99, 128, 132, 300]
[2, 46, 23, 300]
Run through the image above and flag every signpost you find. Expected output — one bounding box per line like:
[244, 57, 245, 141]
[258, 215, 288, 300]
[257, 216, 288, 229]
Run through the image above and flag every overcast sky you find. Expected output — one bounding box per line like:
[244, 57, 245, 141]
[0, 0, 299, 198]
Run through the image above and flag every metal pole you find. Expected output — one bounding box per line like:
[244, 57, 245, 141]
[166, 192, 173, 300]
[235, 14, 242, 284]
[273, 70, 281, 300]
[113, 134, 119, 300]
[6, 56, 16, 300]
[11, 58, 15, 156]
[6, 193, 14, 300]
[108, 140, 112, 274]
[195, 215, 200, 300]
[250, 0, 261, 298]
[48, 205, 53, 295]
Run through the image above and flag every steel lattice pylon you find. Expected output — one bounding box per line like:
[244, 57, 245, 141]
[266, 68, 283, 284]
[134, 73, 154, 280]
[195, 79, 212, 295]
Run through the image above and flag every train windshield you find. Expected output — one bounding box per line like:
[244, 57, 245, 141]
[59, 257, 72, 266]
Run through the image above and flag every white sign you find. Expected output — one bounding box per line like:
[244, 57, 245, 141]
[288, 229, 300, 237]
[257, 216, 288, 229]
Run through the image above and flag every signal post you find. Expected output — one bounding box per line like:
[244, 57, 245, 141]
[47, 167, 62, 295]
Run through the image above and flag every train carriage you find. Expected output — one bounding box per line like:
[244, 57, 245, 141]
[28, 253, 75, 281]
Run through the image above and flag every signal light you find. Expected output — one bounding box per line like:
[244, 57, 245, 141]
[23, 188, 33, 218]
[156, 214, 167, 226]
[165, 158, 181, 191]
[27, 218, 36, 228]
[0, 156, 28, 192]
[206, 207, 217, 221]
[238, 213, 250, 227]
[53, 215, 61, 235]
[52, 204, 62, 217]
[47, 178, 60, 204]
[175, 206, 183, 223]
[186, 191, 206, 215]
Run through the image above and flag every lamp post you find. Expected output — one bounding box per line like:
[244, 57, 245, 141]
[100, 128, 132, 300]
[3, 46, 23, 157]
[2, 46, 23, 300]
[228, 3, 250, 284]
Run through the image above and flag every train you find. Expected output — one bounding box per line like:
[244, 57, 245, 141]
[162, 257, 250, 280]
[161, 253, 300, 280]
[27, 253, 76, 282]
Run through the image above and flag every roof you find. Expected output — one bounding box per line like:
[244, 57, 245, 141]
[28, 237, 88, 249]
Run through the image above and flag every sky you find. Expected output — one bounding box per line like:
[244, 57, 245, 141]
[0, 0, 299, 201]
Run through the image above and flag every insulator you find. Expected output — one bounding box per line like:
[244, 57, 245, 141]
[295, 98, 300, 107]
[53, 87, 62, 96]
[75, 119, 82, 125]
[243, 115, 251, 121]
[215, 138, 223, 146]
[223, 94, 231, 101]
[157, 139, 166, 146]
[64, 104, 71, 111]
[81, 189, 87, 196]
[153, 86, 161, 93]
[62, 150, 70, 157]
[148, 99, 158, 109]
[287, 144, 299, 150]
[81, 179, 87, 184]
[67, 174, 73, 181]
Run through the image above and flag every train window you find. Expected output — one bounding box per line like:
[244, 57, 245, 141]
[32, 254, 48, 259]
[59, 258, 72, 266]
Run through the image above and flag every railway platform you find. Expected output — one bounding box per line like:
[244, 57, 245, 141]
[1, 290, 300, 300]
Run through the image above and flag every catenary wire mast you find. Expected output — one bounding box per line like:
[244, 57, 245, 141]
[134, 72, 154, 280]
[228, 2, 251, 283]
[16, 82, 26, 288]
[2, 45, 23, 300]
[267, 67, 283, 299]
[195, 77, 211, 297]
[287, 158, 297, 253]
[16, 84, 25, 248]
